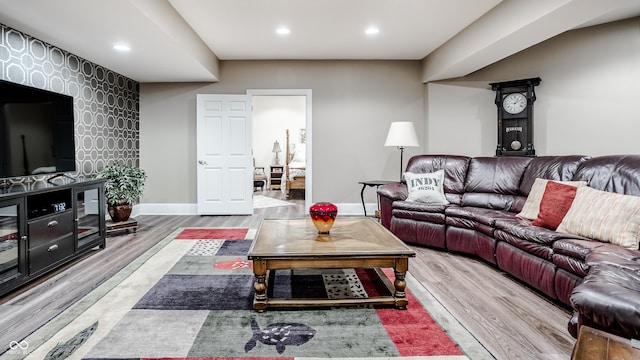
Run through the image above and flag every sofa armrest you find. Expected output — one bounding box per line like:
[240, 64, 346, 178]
[377, 183, 408, 201]
[571, 264, 640, 339]
[377, 183, 407, 229]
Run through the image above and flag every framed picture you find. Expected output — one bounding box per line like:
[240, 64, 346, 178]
[300, 128, 306, 144]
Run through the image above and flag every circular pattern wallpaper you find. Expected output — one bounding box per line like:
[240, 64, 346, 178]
[0, 24, 139, 187]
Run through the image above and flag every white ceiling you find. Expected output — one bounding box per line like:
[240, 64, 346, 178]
[0, 0, 638, 83]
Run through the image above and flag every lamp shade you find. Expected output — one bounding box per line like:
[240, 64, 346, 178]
[384, 121, 419, 147]
[272, 140, 282, 153]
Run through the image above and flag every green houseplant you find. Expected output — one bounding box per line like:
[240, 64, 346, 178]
[97, 164, 147, 222]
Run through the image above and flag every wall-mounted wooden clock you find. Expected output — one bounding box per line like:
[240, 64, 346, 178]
[490, 77, 541, 157]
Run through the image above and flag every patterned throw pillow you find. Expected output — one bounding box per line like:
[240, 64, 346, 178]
[517, 178, 587, 220]
[404, 170, 449, 205]
[557, 186, 640, 249]
[532, 181, 578, 230]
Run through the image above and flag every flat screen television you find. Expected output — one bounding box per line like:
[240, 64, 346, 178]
[0, 79, 76, 179]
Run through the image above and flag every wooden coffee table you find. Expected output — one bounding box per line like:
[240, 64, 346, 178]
[247, 217, 416, 312]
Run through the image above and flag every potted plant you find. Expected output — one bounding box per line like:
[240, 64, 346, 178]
[97, 164, 147, 222]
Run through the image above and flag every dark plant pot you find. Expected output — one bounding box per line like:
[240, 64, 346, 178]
[109, 202, 132, 222]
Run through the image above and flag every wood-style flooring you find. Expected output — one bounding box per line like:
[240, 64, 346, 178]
[0, 190, 576, 359]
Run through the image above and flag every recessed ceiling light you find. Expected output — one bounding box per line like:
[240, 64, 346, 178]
[365, 27, 380, 35]
[276, 27, 290, 35]
[113, 44, 131, 52]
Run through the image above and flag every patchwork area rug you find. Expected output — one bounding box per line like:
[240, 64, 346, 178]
[253, 195, 294, 209]
[5, 227, 492, 360]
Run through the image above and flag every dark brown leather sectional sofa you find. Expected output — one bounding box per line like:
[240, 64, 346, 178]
[377, 154, 640, 339]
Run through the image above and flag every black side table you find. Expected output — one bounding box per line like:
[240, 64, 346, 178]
[358, 180, 396, 216]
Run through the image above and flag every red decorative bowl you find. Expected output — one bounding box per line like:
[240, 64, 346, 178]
[309, 202, 338, 234]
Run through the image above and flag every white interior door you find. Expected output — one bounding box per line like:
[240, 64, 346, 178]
[196, 94, 252, 215]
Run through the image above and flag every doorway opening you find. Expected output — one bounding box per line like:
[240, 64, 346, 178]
[248, 89, 312, 213]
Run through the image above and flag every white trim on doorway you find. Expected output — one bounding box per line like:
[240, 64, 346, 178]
[247, 89, 312, 214]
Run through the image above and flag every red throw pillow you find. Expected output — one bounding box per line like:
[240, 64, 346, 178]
[532, 181, 578, 230]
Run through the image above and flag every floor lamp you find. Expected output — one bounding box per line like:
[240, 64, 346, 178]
[384, 121, 420, 182]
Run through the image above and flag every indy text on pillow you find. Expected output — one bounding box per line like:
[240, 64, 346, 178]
[404, 170, 449, 205]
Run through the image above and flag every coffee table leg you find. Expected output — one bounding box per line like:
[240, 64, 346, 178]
[394, 258, 409, 309]
[252, 259, 268, 312]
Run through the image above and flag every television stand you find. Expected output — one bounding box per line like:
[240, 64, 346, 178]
[0, 179, 106, 297]
[46, 173, 77, 185]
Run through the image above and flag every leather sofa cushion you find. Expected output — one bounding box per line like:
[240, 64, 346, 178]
[493, 218, 575, 245]
[446, 206, 517, 227]
[393, 200, 446, 213]
[392, 209, 444, 223]
[518, 155, 590, 196]
[571, 264, 640, 339]
[464, 157, 532, 194]
[587, 246, 640, 270]
[556, 270, 584, 310]
[446, 217, 494, 237]
[553, 239, 606, 261]
[390, 217, 446, 248]
[495, 242, 558, 299]
[392, 200, 446, 224]
[553, 253, 590, 277]
[462, 157, 532, 211]
[405, 155, 470, 205]
[494, 219, 586, 261]
[552, 241, 640, 277]
[573, 154, 640, 197]
[446, 226, 496, 262]
[495, 229, 554, 260]
[461, 192, 528, 212]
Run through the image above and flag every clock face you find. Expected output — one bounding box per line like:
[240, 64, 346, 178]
[503, 93, 527, 114]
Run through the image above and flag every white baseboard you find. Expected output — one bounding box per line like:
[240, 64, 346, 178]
[132, 203, 197, 216]
[132, 202, 378, 217]
[333, 202, 378, 216]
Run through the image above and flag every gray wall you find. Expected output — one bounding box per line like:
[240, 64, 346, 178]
[139, 61, 424, 209]
[8, 15, 633, 212]
[426, 17, 640, 156]
[0, 23, 139, 187]
[141, 17, 640, 211]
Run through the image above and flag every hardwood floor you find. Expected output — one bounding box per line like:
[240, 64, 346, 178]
[410, 248, 575, 359]
[0, 190, 575, 359]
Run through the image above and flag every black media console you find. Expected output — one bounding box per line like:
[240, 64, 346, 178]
[0, 179, 106, 297]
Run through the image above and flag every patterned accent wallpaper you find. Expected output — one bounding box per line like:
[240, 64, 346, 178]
[0, 23, 139, 187]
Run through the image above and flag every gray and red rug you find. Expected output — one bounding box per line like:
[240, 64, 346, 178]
[14, 227, 491, 360]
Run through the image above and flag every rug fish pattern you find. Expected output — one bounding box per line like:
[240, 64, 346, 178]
[244, 318, 316, 354]
[44, 321, 97, 360]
